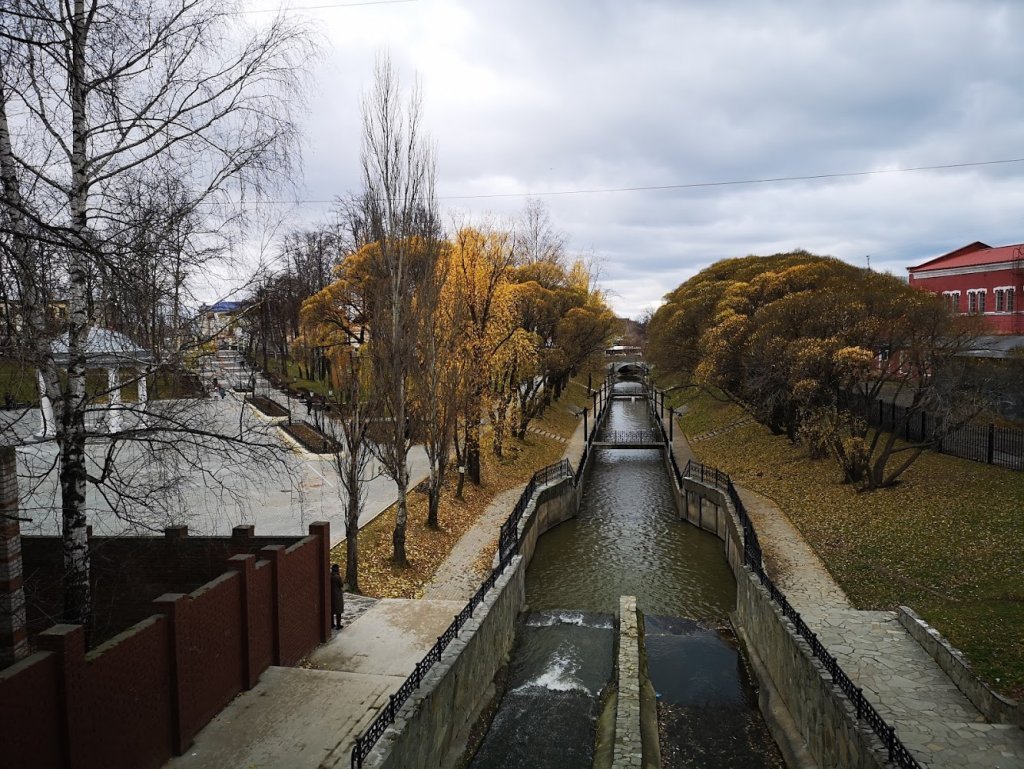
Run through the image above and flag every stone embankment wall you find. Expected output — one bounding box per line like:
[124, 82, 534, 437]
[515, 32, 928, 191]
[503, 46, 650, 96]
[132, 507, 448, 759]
[898, 607, 1022, 728]
[676, 479, 893, 769]
[363, 475, 583, 769]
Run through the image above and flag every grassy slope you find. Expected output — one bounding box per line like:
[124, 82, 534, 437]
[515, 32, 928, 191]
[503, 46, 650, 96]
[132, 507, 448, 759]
[669, 386, 1024, 700]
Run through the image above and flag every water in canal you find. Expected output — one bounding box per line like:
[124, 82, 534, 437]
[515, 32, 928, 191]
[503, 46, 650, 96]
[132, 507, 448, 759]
[467, 380, 784, 769]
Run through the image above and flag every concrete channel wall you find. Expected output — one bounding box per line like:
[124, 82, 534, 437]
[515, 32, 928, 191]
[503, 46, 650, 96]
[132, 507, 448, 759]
[674, 477, 893, 769]
[362, 475, 583, 769]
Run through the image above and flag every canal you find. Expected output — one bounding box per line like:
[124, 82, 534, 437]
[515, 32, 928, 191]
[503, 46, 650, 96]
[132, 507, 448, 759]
[466, 380, 784, 769]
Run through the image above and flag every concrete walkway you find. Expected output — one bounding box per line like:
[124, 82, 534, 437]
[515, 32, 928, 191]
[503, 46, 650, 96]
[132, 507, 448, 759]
[671, 422, 1024, 769]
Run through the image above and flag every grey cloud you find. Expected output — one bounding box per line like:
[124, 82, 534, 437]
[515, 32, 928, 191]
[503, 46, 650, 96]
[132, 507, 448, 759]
[266, 0, 1024, 317]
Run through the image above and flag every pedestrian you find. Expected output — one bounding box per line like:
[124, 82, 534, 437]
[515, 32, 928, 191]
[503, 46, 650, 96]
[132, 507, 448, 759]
[330, 563, 344, 630]
[305, 392, 313, 415]
[219, 386, 226, 399]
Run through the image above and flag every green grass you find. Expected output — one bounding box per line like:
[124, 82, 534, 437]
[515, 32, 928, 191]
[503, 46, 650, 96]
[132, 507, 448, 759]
[670, 387, 1024, 700]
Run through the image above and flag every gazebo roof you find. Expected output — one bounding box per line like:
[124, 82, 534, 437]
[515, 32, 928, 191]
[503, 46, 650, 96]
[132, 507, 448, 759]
[50, 327, 153, 367]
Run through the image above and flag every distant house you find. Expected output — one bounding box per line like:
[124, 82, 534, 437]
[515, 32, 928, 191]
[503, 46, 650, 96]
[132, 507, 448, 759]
[907, 241, 1024, 334]
[198, 300, 247, 349]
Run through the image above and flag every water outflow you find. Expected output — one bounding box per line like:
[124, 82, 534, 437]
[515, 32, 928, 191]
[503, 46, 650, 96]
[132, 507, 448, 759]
[467, 611, 614, 769]
[468, 379, 783, 769]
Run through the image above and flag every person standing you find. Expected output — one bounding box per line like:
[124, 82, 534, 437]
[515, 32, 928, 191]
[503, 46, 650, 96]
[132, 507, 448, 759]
[330, 563, 344, 630]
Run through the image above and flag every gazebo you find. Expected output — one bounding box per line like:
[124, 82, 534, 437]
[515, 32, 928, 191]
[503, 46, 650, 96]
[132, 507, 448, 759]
[38, 328, 154, 437]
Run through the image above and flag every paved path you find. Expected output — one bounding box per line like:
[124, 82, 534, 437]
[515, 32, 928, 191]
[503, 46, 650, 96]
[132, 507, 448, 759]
[422, 487, 523, 602]
[666, 419, 1024, 769]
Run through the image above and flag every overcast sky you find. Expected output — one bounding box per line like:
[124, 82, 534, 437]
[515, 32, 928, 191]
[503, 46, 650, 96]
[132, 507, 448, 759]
[241, 0, 1024, 318]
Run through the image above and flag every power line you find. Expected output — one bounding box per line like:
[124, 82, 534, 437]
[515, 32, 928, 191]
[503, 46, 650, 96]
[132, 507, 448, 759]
[201, 156, 1024, 206]
[440, 157, 1024, 200]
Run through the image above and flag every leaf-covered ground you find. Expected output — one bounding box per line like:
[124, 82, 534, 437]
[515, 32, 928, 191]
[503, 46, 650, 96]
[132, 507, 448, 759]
[670, 387, 1024, 700]
[329, 369, 595, 600]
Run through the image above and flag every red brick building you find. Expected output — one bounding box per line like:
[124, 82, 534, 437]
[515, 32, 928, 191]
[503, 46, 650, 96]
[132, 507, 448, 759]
[907, 241, 1024, 334]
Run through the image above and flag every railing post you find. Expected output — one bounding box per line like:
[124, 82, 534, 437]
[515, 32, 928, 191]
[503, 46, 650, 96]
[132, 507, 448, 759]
[988, 423, 995, 464]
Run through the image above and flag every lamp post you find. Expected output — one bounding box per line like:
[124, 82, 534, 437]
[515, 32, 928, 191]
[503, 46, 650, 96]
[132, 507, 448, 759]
[583, 406, 589, 441]
[668, 406, 674, 442]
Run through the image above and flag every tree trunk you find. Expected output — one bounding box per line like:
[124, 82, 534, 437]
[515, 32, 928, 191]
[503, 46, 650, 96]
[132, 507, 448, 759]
[392, 461, 409, 565]
[427, 481, 441, 529]
[344, 457, 360, 593]
[61, 0, 92, 629]
[466, 397, 481, 484]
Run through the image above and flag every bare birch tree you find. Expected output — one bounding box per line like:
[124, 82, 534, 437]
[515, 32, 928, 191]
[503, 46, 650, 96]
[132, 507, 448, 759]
[323, 349, 378, 593]
[0, 0, 311, 626]
[358, 54, 440, 564]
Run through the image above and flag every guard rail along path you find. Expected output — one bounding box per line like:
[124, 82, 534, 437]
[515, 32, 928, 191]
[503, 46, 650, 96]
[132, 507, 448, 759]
[680, 457, 921, 769]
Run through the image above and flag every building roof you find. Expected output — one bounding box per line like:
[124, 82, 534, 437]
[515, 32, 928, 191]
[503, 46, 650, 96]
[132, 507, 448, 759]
[50, 327, 152, 366]
[203, 300, 245, 314]
[959, 335, 1024, 359]
[908, 241, 1024, 273]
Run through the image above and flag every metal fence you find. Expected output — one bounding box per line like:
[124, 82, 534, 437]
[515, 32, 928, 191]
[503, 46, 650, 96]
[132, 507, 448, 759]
[859, 397, 1024, 471]
[349, 381, 624, 768]
[598, 428, 662, 445]
[680, 459, 921, 769]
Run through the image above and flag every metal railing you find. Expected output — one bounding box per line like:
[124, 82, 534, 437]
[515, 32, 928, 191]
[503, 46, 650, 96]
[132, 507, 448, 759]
[680, 459, 920, 769]
[350, 455, 574, 768]
[597, 428, 662, 445]
[846, 394, 1024, 472]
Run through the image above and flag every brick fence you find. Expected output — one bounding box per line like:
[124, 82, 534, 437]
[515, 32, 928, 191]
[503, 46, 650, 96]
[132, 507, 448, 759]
[0, 521, 331, 769]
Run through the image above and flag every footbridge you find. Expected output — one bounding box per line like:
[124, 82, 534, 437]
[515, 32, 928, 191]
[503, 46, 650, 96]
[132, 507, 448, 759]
[606, 354, 647, 382]
[592, 428, 664, 449]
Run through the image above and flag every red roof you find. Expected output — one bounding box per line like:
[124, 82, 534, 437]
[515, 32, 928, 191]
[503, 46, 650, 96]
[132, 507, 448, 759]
[909, 241, 1024, 272]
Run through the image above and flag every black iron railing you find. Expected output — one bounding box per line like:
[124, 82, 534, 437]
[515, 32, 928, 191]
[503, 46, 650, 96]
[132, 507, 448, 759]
[840, 393, 1024, 472]
[598, 428, 662, 445]
[680, 459, 921, 769]
[350, 456, 575, 768]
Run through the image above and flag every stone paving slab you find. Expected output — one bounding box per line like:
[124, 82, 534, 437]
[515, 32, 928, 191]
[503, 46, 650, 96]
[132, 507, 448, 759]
[307, 598, 465, 677]
[422, 486, 524, 602]
[164, 666, 394, 769]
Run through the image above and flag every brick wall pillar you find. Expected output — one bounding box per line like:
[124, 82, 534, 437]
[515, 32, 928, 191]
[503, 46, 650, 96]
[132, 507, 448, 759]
[226, 554, 260, 689]
[36, 624, 86, 769]
[153, 593, 188, 755]
[0, 445, 28, 667]
[259, 545, 285, 665]
[308, 522, 330, 644]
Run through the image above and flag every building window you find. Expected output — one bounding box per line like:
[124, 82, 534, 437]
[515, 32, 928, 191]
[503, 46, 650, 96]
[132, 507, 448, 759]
[942, 291, 960, 312]
[967, 289, 987, 314]
[996, 287, 1016, 313]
